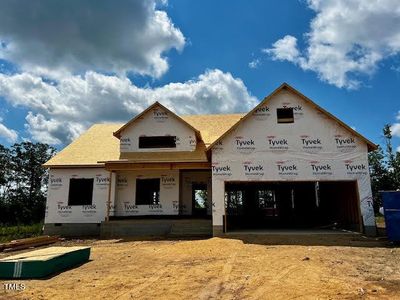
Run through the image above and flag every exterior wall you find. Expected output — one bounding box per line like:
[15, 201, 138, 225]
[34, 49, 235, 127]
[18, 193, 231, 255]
[180, 171, 212, 215]
[114, 170, 179, 216]
[119, 106, 196, 152]
[45, 168, 110, 224]
[211, 89, 375, 232]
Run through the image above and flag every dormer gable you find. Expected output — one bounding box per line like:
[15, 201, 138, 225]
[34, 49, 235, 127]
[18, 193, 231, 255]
[114, 102, 201, 153]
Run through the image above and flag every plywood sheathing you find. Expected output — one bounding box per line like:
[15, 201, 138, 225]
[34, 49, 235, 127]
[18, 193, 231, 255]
[43, 124, 122, 167]
[43, 114, 244, 168]
[181, 114, 244, 146]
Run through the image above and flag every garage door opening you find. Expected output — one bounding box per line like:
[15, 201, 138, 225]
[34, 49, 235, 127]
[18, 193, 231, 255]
[224, 181, 361, 232]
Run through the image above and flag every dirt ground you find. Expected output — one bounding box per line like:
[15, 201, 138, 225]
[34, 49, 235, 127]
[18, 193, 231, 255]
[1, 234, 399, 300]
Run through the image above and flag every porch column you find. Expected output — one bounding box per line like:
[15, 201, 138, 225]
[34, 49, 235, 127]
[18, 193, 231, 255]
[212, 179, 225, 236]
[106, 171, 117, 221]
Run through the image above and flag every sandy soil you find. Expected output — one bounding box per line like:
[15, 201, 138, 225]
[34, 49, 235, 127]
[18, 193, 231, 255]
[1, 234, 399, 300]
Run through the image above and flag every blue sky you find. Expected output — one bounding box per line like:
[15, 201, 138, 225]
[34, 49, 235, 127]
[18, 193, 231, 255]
[0, 0, 399, 151]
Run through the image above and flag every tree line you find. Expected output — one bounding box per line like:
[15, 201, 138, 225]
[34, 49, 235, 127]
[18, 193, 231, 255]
[0, 142, 56, 225]
[368, 125, 400, 212]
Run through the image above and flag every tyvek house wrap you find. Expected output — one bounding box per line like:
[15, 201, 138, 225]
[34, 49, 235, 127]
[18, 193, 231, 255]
[45, 168, 110, 223]
[211, 88, 375, 227]
[45, 105, 195, 223]
[114, 170, 179, 216]
[119, 105, 197, 152]
[45, 169, 181, 223]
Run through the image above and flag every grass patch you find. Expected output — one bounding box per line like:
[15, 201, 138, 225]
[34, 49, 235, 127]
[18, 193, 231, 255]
[376, 214, 385, 228]
[0, 223, 43, 243]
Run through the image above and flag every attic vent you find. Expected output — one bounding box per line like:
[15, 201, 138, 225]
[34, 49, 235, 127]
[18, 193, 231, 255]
[138, 136, 176, 148]
[277, 108, 294, 123]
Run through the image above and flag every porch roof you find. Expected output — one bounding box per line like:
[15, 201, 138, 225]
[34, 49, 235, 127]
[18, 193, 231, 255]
[103, 161, 211, 171]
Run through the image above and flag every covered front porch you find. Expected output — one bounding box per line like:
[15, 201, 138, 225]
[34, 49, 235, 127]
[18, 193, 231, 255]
[101, 160, 213, 237]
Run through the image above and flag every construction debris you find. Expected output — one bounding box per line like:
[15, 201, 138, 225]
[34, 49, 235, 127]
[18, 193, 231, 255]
[0, 235, 59, 252]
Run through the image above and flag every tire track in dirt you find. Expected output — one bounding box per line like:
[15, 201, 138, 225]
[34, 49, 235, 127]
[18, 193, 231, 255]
[113, 267, 168, 300]
[198, 252, 238, 300]
[249, 264, 299, 300]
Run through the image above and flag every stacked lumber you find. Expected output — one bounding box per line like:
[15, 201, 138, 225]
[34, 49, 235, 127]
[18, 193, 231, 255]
[0, 236, 59, 252]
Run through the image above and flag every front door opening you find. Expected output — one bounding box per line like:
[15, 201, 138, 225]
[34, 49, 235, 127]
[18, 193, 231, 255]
[225, 181, 360, 231]
[192, 183, 208, 216]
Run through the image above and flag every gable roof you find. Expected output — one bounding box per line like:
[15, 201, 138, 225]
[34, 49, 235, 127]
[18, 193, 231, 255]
[43, 114, 244, 167]
[113, 101, 201, 140]
[208, 83, 377, 152]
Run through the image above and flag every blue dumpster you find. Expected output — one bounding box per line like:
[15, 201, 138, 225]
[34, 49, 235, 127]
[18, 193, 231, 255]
[381, 191, 400, 242]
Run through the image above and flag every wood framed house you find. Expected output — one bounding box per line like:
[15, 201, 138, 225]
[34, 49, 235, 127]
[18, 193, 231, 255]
[43, 83, 377, 237]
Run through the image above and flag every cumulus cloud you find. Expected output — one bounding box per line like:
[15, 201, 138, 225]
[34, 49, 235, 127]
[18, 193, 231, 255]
[263, 35, 300, 62]
[264, 0, 400, 89]
[0, 0, 185, 78]
[0, 120, 17, 143]
[0, 70, 257, 145]
[0, 1, 258, 146]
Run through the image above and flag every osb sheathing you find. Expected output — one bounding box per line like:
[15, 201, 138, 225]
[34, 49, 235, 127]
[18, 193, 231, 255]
[43, 114, 244, 167]
[181, 114, 243, 146]
[43, 124, 122, 167]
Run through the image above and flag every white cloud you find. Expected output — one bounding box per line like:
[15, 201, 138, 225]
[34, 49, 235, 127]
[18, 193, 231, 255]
[264, 0, 400, 89]
[390, 112, 400, 151]
[248, 58, 261, 69]
[263, 35, 300, 62]
[391, 65, 400, 73]
[0, 121, 17, 143]
[0, 0, 185, 78]
[0, 69, 257, 145]
[391, 123, 400, 137]
[392, 111, 400, 138]
[0, 1, 258, 147]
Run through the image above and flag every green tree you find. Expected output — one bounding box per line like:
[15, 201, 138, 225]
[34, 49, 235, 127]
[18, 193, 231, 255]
[0, 144, 12, 198]
[368, 146, 393, 211]
[0, 142, 56, 225]
[0, 145, 13, 223]
[383, 124, 400, 188]
[368, 125, 400, 212]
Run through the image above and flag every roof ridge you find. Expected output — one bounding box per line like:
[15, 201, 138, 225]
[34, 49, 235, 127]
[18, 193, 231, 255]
[181, 113, 245, 117]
